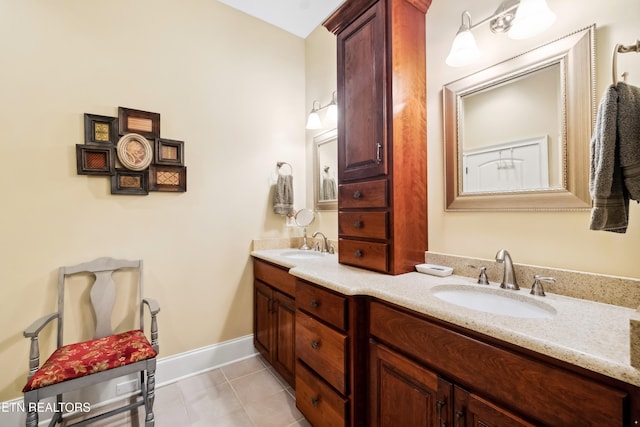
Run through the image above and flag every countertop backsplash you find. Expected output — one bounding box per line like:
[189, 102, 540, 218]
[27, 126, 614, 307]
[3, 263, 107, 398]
[426, 252, 640, 310]
[252, 237, 338, 253]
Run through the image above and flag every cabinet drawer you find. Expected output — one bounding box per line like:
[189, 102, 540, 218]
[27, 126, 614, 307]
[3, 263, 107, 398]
[296, 310, 348, 395]
[339, 211, 388, 239]
[296, 280, 347, 331]
[253, 259, 295, 297]
[296, 361, 348, 427]
[369, 301, 628, 427]
[338, 238, 388, 273]
[338, 180, 387, 209]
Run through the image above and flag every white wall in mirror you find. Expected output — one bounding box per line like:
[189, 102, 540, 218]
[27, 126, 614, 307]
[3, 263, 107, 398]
[461, 63, 562, 190]
[427, 0, 640, 278]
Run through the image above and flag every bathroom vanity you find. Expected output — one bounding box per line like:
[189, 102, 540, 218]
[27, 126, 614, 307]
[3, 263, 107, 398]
[252, 249, 640, 426]
[253, 259, 296, 386]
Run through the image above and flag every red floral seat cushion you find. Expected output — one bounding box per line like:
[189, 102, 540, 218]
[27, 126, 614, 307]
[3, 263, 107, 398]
[23, 330, 157, 392]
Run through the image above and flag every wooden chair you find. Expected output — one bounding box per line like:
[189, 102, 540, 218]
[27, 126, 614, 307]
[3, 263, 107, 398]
[22, 257, 160, 427]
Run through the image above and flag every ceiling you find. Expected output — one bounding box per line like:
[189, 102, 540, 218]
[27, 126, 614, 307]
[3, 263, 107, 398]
[217, 0, 346, 38]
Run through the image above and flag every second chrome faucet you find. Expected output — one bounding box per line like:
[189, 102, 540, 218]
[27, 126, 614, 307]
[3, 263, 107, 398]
[495, 249, 519, 290]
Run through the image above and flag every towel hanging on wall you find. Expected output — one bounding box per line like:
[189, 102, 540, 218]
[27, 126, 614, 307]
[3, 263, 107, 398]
[590, 82, 640, 233]
[273, 162, 294, 216]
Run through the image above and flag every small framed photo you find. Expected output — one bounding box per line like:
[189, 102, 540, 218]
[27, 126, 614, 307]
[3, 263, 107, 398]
[118, 107, 160, 139]
[76, 144, 115, 175]
[84, 114, 118, 144]
[154, 138, 184, 166]
[149, 165, 187, 192]
[110, 168, 148, 195]
[116, 133, 153, 171]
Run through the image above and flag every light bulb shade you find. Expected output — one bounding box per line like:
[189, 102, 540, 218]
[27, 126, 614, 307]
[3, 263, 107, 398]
[446, 29, 481, 67]
[306, 111, 322, 129]
[508, 0, 556, 40]
[326, 103, 338, 122]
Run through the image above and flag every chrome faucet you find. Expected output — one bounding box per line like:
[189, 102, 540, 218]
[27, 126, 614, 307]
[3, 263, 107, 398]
[312, 231, 333, 253]
[495, 249, 519, 290]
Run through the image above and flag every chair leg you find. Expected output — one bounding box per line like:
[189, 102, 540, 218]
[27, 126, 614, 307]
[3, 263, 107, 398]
[144, 369, 156, 427]
[24, 393, 37, 427]
[25, 408, 38, 427]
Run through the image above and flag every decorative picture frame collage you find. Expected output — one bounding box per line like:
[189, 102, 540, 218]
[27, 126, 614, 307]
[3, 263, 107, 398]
[76, 107, 187, 195]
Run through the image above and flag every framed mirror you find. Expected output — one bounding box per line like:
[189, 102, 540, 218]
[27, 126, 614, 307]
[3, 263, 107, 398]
[313, 128, 338, 211]
[443, 25, 595, 211]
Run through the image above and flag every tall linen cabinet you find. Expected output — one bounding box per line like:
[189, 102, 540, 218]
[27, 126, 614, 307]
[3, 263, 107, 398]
[324, 0, 430, 275]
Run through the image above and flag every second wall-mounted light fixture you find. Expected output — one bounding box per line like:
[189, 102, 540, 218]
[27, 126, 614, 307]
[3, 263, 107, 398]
[306, 91, 337, 130]
[446, 0, 556, 67]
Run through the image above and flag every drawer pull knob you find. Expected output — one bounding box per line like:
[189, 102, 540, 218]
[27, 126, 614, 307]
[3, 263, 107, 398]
[311, 340, 320, 350]
[353, 190, 362, 199]
[310, 299, 319, 308]
[354, 250, 363, 258]
[311, 396, 319, 407]
[354, 220, 363, 229]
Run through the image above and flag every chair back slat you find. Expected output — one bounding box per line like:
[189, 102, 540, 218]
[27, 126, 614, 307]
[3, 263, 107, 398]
[90, 271, 117, 338]
[57, 257, 142, 344]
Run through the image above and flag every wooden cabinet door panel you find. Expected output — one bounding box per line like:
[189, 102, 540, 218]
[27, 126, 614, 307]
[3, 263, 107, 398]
[296, 310, 348, 395]
[273, 290, 295, 386]
[338, 0, 387, 182]
[254, 280, 272, 359]
[370, 341, 452, 427]
[454, 386, 535, 427]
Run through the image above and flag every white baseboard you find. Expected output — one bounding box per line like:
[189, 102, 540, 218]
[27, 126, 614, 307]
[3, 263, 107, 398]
[1, 334, 256, 427]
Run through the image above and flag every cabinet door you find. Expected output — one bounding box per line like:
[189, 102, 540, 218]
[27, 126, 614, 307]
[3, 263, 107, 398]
[370, 341, 452, 427]
[254, 280, 273, 359]
[337, 0, 387, 182]
[453, 386, 535, 427]
[272, 290, 296, 386]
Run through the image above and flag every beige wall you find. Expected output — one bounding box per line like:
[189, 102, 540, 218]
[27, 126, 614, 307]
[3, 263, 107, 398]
[427, 0, 640, 279]
[0, 0, 306, 401]
[304, 26, 339, 239]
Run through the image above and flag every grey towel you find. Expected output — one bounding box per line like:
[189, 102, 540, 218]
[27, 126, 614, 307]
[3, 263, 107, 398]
[273, 174, 294, 215]
[321, 177, 337, 200]
[590, 82, 640, 233]
[617, 82, 640, 200]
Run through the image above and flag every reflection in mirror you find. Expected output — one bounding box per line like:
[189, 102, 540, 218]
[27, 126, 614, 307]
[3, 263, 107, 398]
[443, 25, 595, 211]
[314, 129, 338, 211]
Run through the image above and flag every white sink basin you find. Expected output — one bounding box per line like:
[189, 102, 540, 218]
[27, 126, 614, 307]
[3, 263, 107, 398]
[280, 250, 326, 260]
[431, 285, 556, 319]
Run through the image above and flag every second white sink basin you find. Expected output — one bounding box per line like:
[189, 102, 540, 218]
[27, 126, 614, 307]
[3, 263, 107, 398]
[280, 250, 327, 260]
[431, 285, 556, 319]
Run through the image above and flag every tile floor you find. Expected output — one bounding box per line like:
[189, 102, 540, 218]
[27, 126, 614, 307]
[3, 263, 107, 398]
[64, 355, 311, 427]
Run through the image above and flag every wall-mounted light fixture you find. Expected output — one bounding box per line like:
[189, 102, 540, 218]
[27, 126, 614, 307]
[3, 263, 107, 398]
[446, 0, 556, 67]
[306, 91, 337, 130]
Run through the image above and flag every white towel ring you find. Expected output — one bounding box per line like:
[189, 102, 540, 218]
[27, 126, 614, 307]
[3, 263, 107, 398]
[612, 43, 622, 85]
[612, 41, 640, 85]
[277, 161, 293, 176]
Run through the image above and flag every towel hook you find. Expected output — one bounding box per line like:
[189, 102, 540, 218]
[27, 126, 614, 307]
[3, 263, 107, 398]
[276, 161, 293, 176]
[612, 41, 640, 85]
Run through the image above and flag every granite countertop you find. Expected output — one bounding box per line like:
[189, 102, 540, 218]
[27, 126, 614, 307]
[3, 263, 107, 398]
[251, 248, 640, 387]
